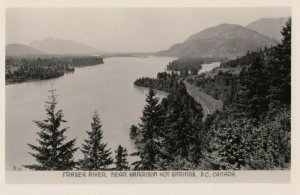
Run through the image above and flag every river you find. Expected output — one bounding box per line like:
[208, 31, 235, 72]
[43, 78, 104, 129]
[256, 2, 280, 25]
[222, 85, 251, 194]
[5, 56, 174, 170]
[5, 56, 220, 170]
[199, 62, 221, 74]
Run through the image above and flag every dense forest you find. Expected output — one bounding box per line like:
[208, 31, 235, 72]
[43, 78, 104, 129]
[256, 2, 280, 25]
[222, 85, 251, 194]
[134, 72, 180, 93]
[186, 71, 239, 105]
[130, 85, 205, 170]
[167, 57, 224, 75]
[219, 50, 264, 68]
[5, 56, 103, 84]
[24, 18, 290, 171]
[130, 18, 291, 170]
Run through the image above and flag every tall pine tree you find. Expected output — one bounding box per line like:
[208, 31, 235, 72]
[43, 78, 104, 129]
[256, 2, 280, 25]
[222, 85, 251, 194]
[79, 111, 113, 170]
[273, 17, 291, 105]
[24, 89, 78, 170]
[234, 53, 271, 123]
[114, 145, 130, 170]
[162, 83, 202, 161]
[132, 88, 164, 170]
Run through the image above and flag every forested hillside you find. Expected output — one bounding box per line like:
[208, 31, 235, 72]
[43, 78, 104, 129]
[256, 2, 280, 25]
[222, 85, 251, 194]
[131, 18, 291, 170]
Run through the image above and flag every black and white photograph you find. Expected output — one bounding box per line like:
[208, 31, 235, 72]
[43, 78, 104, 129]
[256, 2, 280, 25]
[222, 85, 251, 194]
[5, 7, 291, 172]
[1, 2, 297, 192]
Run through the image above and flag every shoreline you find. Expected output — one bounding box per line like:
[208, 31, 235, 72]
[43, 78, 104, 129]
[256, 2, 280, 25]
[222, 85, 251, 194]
[5, 75, 65, 85]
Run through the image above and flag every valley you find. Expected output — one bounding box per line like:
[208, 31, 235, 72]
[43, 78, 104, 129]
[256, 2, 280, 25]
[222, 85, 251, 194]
[5, 13, 291, 172]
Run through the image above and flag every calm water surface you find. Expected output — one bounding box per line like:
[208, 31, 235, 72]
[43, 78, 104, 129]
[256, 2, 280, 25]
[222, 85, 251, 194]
[199, 62, 220, 74]
[5, 56, 174, 170]
[6, 57, 220, 170]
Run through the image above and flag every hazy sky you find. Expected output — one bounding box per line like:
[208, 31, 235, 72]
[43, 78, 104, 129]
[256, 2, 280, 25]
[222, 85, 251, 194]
[6, 7, 290, 53]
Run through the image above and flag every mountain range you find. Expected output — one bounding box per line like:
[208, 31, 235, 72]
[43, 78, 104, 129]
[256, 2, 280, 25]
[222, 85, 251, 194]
[6, 44, 45, 56]
[158, 17, 288, 58]
[159, 23, 278, 58]
[6, 17, 289, 58]
[29, 37, 101, 55]
[6, 38, 101, 56]
[246, 17, 288, 41]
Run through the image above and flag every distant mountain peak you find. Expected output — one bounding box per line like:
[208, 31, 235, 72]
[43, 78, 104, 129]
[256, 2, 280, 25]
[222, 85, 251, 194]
[246, 17, 289, 41]
[29, 37, 101, 55]
[6, 43, 45, 56]
[186, 23, 275, 42]
[159, 23, 278, 58]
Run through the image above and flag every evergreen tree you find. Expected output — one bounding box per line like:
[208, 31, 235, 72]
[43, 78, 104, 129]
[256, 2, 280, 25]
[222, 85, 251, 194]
[163, 83, 202, 157]
[132, 88, 164, 170]
[272, 17, 291, 105]
[79, 111, 113, 170]
[204, 113, 252, 170]
[188, 117, 204, 164]
[280, 18, 291, 61]
[158, 83, 204, 168]
[24, 89, 77, 170]
[114, 145, 130, 170]
[235, 55, 270, 122]
[162, 106, 178, 158]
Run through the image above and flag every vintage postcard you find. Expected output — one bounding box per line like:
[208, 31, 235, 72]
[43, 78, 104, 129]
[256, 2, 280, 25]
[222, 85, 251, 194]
[1, 0, 299, 194]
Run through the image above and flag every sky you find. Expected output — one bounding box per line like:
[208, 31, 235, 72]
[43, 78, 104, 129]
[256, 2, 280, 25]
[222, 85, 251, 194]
[6, 7, 291, 53]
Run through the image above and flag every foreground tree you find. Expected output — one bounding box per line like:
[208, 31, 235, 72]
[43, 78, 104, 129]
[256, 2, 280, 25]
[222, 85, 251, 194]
[132, 88, 164, 170]
[272, 17, 291, 105]
[79, 112, 113, 170]
[24, 89, 78, 170]
[160, 83, 204, 168]
[114, 145, 130, 170]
